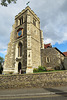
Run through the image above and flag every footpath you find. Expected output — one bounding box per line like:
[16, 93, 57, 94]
[0, 86, 67, 97]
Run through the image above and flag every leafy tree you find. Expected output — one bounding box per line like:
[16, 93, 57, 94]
[0, 0, 17, 6]
[0, 56, 4, 74]
[0, 56, 4, 62]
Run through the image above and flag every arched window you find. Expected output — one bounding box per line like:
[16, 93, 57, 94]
[18, 42, 22, 57]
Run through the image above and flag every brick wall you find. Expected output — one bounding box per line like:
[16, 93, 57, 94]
[0, 71, 67, 89]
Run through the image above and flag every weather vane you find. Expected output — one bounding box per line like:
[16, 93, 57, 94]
[26, 1, 30, 6]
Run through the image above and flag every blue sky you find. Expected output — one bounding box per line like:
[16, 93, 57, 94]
[0, 52, 5, 58]
[0, 0, 67, 59]
[53, 41, 67, 52]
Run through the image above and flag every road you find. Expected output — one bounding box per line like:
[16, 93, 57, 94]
[0, 86, 67, 100]
[0, 93, 67, 100]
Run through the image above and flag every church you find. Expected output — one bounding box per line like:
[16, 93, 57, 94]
[3, 6, 44, 74]
[3, 6, 65, 74]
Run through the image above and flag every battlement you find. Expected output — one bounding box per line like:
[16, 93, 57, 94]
[15, 6, 40, 22]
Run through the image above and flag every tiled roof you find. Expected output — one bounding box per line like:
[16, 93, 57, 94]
[44, 43, 52, 48]
[63, 52, 67, 56]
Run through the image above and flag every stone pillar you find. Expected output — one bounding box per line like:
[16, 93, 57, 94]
[26, 15, 33, 73]
[18, 20, 20, 26]
[14, 61, 18, 74]
[40, 30, 44, 49]
[15, 43, 18, 59]
[14, 43, 18, 74]
[26, 35, 33, 73]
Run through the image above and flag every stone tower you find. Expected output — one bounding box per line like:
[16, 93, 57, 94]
[3, 6, 44, 74]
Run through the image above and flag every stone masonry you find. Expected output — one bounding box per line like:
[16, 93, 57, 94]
[3, 6, 44, 74]
[4, 6, 66, 74]
[41, 48, 65, 70]
[64, 57, 67, 70]
[0, 71, 67, 89]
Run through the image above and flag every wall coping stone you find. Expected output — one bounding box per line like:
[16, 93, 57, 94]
[0, 70, 67, 77]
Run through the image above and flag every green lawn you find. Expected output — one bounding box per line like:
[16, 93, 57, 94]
[33, 70, 66, 73]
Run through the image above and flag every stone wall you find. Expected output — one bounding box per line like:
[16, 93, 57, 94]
[4, 6, 42, 74]
[41, 48, 65, 70]
[64, 57, 67, 70]
[3, 24, 16, 74]
[27, 8, 41, 69]
[0, 71, 67, 89]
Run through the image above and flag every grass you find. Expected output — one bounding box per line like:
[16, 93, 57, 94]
[33, 70, 65, 73]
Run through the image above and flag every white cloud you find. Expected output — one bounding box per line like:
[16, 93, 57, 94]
[0, 49, 7, 55]
[31, 0, 67, 45]
[0, 0, 67, 56]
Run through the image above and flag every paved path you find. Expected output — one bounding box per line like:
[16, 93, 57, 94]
[0, 86, 67, 100]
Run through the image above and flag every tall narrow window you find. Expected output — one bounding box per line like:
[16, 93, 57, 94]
[16, 20, 18, 26]
[46, 57, 50, 63]
[21, 16, 23, 24]
[19, 16, 23, 25]
[18, 42, 22, 57]
[33, 18, 36, 26]
[19, 19, 22, 25]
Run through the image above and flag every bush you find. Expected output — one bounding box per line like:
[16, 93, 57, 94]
[33, 66, 46, 72]
[33, 68, 38, 72]
[38, 66, 46, 72]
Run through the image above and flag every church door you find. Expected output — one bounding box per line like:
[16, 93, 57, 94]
[18, 62, 22, 74]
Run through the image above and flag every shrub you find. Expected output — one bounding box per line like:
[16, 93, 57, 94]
[33, 68, 38, 72]
[38, 66, 46, 72]
[33, 66, 46, 72]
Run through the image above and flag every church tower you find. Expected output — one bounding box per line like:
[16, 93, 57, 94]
[3, 6, 44, 74]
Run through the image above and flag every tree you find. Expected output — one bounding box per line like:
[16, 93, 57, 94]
[0, 0, 17, 6]
[0, 56, 4, 74]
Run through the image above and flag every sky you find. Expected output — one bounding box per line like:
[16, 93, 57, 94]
[0, 0, 67, 58]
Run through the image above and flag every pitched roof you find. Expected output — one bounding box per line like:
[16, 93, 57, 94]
[63, 52, 67, 56]
[44, 43, 52, 48]
[54, 47, 65, 56]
